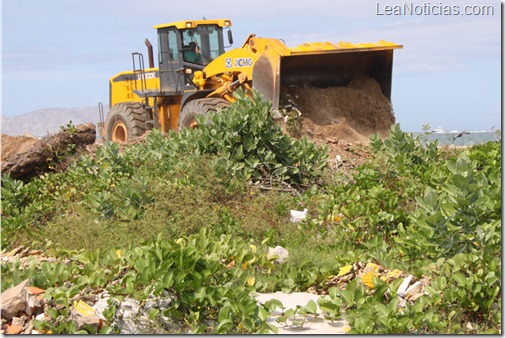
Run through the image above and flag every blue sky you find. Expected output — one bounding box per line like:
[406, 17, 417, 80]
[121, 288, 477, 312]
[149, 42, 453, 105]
[1, 0, 502, 131]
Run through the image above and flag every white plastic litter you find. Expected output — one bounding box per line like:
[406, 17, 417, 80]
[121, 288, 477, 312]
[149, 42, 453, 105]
[290, 208, 308, 223]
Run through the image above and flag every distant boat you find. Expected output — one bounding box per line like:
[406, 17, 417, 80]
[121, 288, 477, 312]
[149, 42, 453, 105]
[432, 127, 447, 134]
[449, 130, 459, 133]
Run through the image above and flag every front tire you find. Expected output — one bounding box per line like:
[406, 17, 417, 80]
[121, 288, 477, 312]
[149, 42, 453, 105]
[105, 103, 146, 143]
[178, 98, 230, 130]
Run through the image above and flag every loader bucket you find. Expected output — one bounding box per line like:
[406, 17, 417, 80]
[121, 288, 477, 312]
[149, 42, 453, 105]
[253, 41, 401, 111]
[252, 41, 402, 140]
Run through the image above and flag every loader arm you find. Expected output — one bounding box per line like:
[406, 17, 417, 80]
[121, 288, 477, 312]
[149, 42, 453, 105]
[199, 35, 401, 113]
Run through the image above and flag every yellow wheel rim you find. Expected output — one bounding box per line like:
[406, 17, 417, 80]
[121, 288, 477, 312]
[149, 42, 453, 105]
[112, 121, 128, 143]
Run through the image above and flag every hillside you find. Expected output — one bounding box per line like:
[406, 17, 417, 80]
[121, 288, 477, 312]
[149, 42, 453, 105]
[1, 107, 104, 137]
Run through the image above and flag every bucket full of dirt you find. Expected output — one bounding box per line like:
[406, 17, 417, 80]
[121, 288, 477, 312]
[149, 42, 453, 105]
[283, 77, 395, 144]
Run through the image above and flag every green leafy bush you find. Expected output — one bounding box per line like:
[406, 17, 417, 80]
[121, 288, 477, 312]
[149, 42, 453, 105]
[167, 89, 329, 185]
[1, 100, 501, 333]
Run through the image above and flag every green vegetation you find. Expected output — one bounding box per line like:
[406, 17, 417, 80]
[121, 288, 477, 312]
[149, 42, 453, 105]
[2, 90, 501, 334]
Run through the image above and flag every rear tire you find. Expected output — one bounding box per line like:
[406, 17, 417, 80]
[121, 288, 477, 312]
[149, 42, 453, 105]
[178, 98, 230, 130]
[105, 102, 146, 143]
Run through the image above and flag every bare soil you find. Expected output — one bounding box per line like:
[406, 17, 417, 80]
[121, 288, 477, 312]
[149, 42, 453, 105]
[284, 77, 394, 169]
[286, 77, 395, 144]
[1, 135, 42, 162]
[1, 124, 96, 180]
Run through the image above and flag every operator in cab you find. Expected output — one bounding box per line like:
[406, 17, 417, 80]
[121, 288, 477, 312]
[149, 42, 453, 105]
[184, 41, 202, 64]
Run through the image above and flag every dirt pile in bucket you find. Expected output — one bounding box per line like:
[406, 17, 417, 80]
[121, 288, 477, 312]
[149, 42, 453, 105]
[286, 77, 395, 144]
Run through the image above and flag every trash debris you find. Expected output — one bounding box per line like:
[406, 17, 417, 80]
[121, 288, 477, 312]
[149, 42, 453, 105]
[70, 307, 103, 333]
[289, 208, 308, 223]
[396, 275, 413, 297]
[337, 265, 353, 277]
[0, 249, 182, 335]
[405, 281, 424, 302]
[73, 300, 96, 317]
[324, 261, 428, 307]
[332, 154, 344, 169]
[361, 270, 377, 289]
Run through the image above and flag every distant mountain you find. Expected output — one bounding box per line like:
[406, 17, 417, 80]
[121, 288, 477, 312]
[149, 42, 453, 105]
[1, 107, 107, 137]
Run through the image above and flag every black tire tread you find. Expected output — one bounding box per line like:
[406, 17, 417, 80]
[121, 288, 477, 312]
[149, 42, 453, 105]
[105, 102, 147, 141]
[178, 98, 230, 130]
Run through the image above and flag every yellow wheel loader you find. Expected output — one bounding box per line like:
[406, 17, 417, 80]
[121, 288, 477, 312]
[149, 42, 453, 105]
[104, 19, 402, 143]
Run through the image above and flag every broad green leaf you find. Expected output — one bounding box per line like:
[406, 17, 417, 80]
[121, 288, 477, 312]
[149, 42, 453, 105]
[218, 305, 231, 322]
[46, 307, 59, 319]
[266, 323, 279, 334]
[99, 326, 113, 334]
[264, 298, 284, 311]
[304, 300, 317, 314]
[258, 306, 268, 321]
[162, 271, 173, 288]
[318, 300, 340, 314]
[276, 308, 295, 324]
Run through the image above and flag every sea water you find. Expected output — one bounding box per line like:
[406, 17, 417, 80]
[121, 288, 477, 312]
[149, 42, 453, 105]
[409, 131, 501, 147]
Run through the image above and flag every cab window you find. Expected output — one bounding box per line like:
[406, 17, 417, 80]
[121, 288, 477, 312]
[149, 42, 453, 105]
[181, 25, 224, 65]
[158, 29, 179, 63]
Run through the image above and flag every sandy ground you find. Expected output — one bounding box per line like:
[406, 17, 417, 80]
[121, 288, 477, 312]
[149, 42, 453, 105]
[254, 292, 349, 334]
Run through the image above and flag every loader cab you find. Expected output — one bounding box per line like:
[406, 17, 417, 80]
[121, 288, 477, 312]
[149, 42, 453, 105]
[155, 19, 232, 93]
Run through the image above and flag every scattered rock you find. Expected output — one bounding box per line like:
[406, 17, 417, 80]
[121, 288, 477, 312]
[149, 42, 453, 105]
[0, 266, 51, 334]
[5, 324, 23, 334]
[143, 293, 175, 314]
[1, 279, 30, 320]
[267, 246, 289, 263]
[1, 249, 430, 334]
[71, 312, 103, 333]
[113, 298, 141, 334]
[92, 293, 114, 320]
[24, 321, 34, 334]
[25, 291, 45, 317]
[11, 316, 25, 327]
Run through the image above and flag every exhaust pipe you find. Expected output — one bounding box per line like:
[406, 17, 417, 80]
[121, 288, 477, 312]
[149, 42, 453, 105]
[145, 38, 154, 68]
